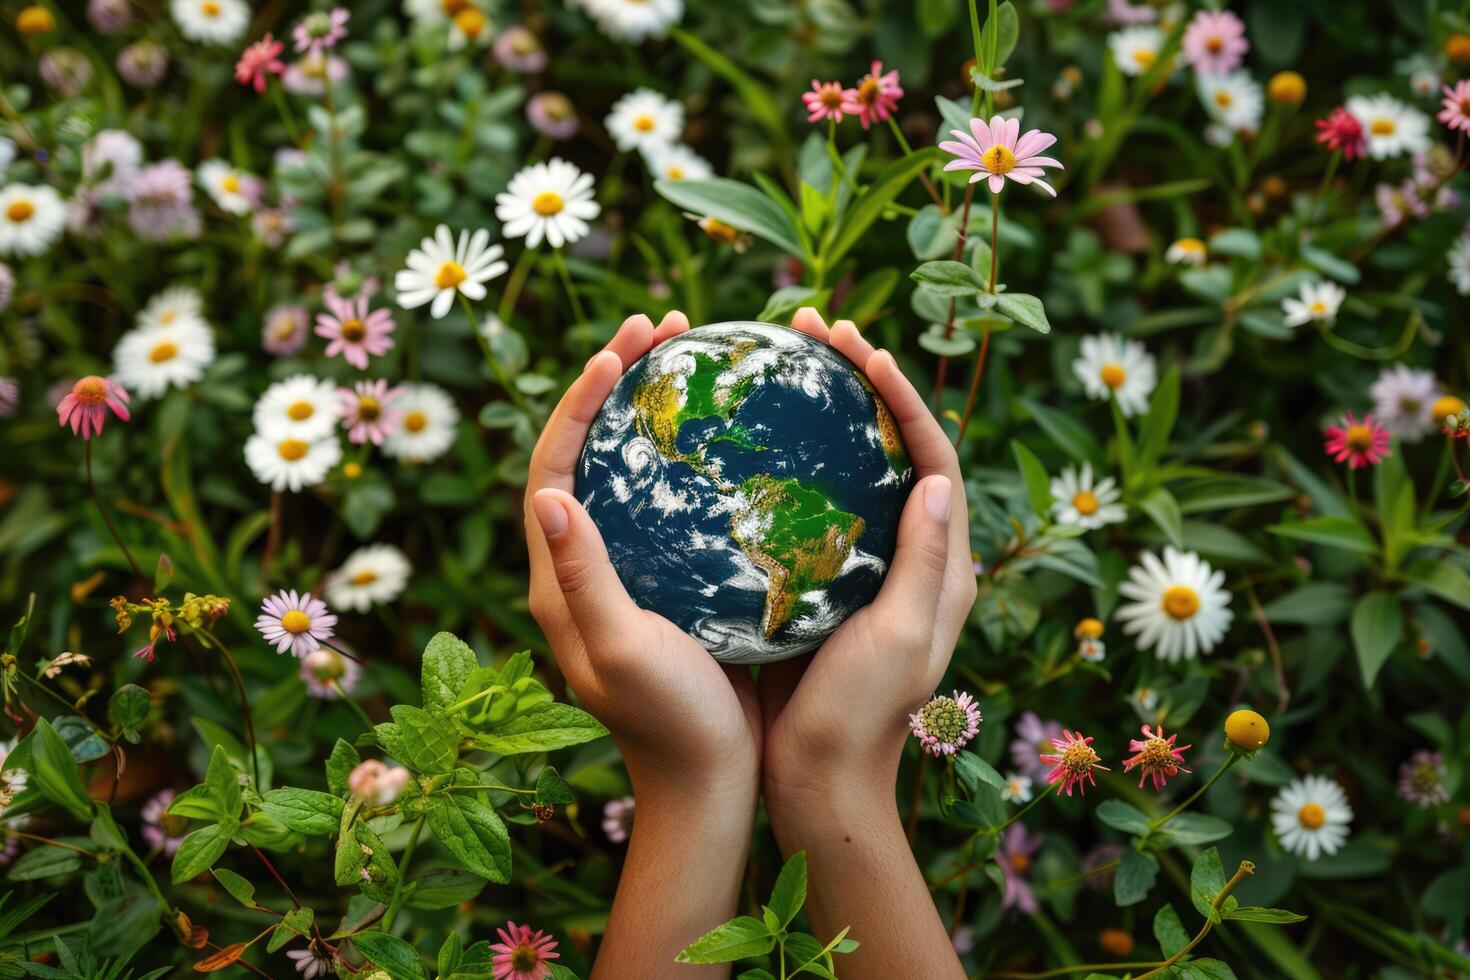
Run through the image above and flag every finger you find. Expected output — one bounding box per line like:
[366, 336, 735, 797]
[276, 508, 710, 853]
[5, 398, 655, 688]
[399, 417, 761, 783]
[865, 349, 958, 482]
[527, 350, 623, 497]
[870, 475, 953, 636]
[653, 309, 691, 344]
[830, 319, 876, 366]
[595, 313, 656, 370]
[789, 306, 830, 343]
[531, 489, 642, 643]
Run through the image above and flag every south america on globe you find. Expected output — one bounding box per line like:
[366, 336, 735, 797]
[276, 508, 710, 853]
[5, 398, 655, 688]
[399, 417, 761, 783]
[575, 321, 914, 663]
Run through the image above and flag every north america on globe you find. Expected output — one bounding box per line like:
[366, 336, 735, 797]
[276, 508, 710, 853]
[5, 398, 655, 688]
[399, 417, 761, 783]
[576, 321, 914, 663]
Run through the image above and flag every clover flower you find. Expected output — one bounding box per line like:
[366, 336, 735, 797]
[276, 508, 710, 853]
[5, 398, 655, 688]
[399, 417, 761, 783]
[1041, 729, 1110, 796]
[1397, 750, 1449, 808]
[908, 691, 982, 757]
[117, 41, 169, 87]
[88, 0, 131, 32]
[1323, 411, 1391, 470]
[235, 34, 285, 93]
[262, 305, 310, 356]
[301, 647, 361, 699]
[1122, 724, 1192, 791]
[255, 590, 337, 658]
[56, 376, 130, 439]
[494, 26, 547, 73]
[941, 115, 1063, 196]
[142, 789, 187, 855]
[489, 921, 560, 980]
[527, 92, 579, 140]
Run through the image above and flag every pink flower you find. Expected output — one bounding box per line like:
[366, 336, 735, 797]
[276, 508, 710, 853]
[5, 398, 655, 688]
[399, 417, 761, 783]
[1315, 107, 1366, 160]
[941, 115, 1064, 196]
[526, 92, 579, 141]
[1010, 712, 1063, 781]
[337, 379, 402, 445]
[255, 589, 337, 658]
[490, 921, 560, 980]
[301, 646, 361, 699]
[840, 60, 902, 129]
[1438, 80, 1470, 133]
[1040, 729, 1110, 797]
[997, 824, 1041, 914]
[141, 789, 186, 855]
[1107, 0, 1155, 24]
[1376, 180, 1429, 226]
[1121, 724, 1192, 791]
[57, 375, 130, 439]
[347, 760, 411, 805]
[802, 80, 851, 123]
[262, 305, 309, 356]
[1182, 10, 1248, 76]
[315, 291, 395, 369]
[235, 34, 285, 94]
[494, 26, 547, 73]
[1323, 411, 1391, 469]
[1397, 749, 1449, 807]
[293, 8, 349, 54]
[908, 690, 982, 757]
[602, 796, 634, 844]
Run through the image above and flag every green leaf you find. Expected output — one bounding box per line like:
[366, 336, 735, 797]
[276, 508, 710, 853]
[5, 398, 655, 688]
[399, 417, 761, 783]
[167, 784, 224, 821]
[404, 867, 487, 910]
[918, 323, 978, 357]
[438, 933, 463, 976]
[1402, 558, 1470, 610]
[1261, 583, 1350, 626]
[1154, 904, 1190, 957]
[171, 824, 231, 884]
[426, 795, 512, 883]
[86, 893, 161, 958]
[534, 767, 573, 806]
[1136, 366, 1179, 470]
[1010, 441, 1052, 517]
[422, 632, 480, 714]
[326, 738, 361, 798]
[654, 178, 804, 257]
[1224, 906, 1307, 924]
[910, 260, 986, 297]
[376, 705, 459, 774]
[1350, 591, 1403, 686]
[1019, 396, 1105, 467]
[1190, 847, 1227, 920]
[1140, 487, 1185, 550]
[1115, 847, 1159, 906]
[675, 916, 775, 964]
[204, 744, 243, 818]
[353, 931, 430, 980]
[6, 843, 82, 882]
[1267, 516, 1377, 555]
[1156, 813, 1234, 846]
[1095, 800, 1151, 836]
[978, 0, 1020, 70]
[767, 851, 807, 929]
[260, 788, 345, 836]
[24, 718, 95, 820]
[212, 868, 257, 907]
[268, 907, 315, 953]
[471, 703, 609, 756]
[1208, 228, 1262, 260]
[1178, 959, 1240, 980]
[954, 751, 1008, 793]
[1174, 474, 1294, 513]
[826, 147, 943, 268]
[994, 293, 1051, 334]
[107, 684, 151, 737]
[1300, 245, 1360, 284]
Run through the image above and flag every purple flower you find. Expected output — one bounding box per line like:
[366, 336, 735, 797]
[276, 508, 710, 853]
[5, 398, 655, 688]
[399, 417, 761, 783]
[998, 824, 1041, 914]
[117, 41, 168, 87]
[127, 160, 201, 242]
[602, 796, 634, 844]
[1010, 712, 1063, 781]
[0, 378, 18, 418]
[526, 92, 579, 141]
[494, 26, 548, 73]
[88, 0, 132, 33]
[262, 304, 309, 356]
[292, 8, 349, 53]
[1398, 750, 1449, 808]
[141, 789, 187, 856]
[255, 590, 338, 658]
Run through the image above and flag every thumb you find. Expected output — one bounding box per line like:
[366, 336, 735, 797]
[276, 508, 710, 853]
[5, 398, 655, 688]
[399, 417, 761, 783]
[871, 474, 952, 625]
[531, 488, 640, 642]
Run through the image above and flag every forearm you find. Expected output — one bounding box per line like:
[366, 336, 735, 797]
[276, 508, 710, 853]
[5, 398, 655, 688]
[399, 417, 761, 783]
[767, 773, 966, 980]
[593, 772, 757, 979]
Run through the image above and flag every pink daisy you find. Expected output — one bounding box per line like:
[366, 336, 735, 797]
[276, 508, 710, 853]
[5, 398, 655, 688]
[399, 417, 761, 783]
[1438, 80, 1470, 133]
[337, 378, 402, 445]
[841, 60, 902, 129]
[802, 80, 851, 123]
[490, 921, 560, 980]
[235, 34, 285, 94]
[255, 589, 338, 658]
[1010, 712, 1064, 781]
[908, 690, 982, 757]
[1040, 729, 1110, 797]
[56, 375, 130, 439]
[315, 291, 395, 369]
[940, 115, 1064, 196]
[292, 8, 349, 54]
[1323, 411, 1391, 469]
[1121, 724, 1192, 791]
[1182, 10, 1248, 76]
[1315, 107, 1366, 160]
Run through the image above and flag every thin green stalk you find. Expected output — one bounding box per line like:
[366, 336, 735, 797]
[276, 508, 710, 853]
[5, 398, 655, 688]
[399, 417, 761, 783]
[989, 781, 1053, 836]
[381, 815, 427, 931]
[85, 441, 143, 580]
[552, 248, 587, 324]
[267, 80, 302, 146]
[496, 246, 538, 324]
[194, 627, 261, 788]
[1149, 753, 1239, 832]
[329, 680, 374, 731]
[462, 294, 526, 408]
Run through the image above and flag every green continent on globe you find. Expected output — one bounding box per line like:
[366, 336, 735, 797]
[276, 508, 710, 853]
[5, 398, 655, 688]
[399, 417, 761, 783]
[730, 474, 865, 639]
[630, 345, 767, 484]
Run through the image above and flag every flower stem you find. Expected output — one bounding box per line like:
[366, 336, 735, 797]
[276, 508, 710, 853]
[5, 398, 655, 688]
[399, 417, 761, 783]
[329, 680, 374, 731]
[267, 80, 302, 146]
[85, 441, 143, 580]
[194, 626, 260, 788]
[497, 245, 538, 324]
[989, 781, 1055, 837]
[932, 182, 977, 406]
[462, 294, 525, 408]
[1310, 149, 1341, 221]
[1148, 753, 1239, 833]
[886, 116, 943, 208]
[381, 815, 426, 932]
[955, 192, 999, 443]
[552, 248, 587, 324]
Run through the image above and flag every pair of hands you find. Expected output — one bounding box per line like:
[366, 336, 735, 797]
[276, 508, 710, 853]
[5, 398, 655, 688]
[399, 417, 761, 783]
[523, 307, 977, 823]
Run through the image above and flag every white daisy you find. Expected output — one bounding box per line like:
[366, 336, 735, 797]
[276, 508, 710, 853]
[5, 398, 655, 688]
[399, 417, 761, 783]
[1447, 235, 1470, 296]
[170, 0, 249, 45]
[383, 382, 459, 463]
[0, 184, 67, 257]
[244, 432, 342, 493]
[577, 0, 683, 43]
[1078, 637, 1105, 662]
[1369, 364, 1441, 442]
[605, 89, 684, 153]
[324, 544, 411, 611]
[1198, 71, 1263, 134]
[1270, 774, 1353, 861]
[1165, 237, 1206, 266]
[1071, 333, 1157, 417]
[1132, 686, 1159, 715]
[137, 284, 206, 331]
[394, 224, 507, 320]
[1001, 773, 1033, 804]
[197, 159, 256, 215]
[1346, 93, 1430, 160]
[1108, 27, 1166, 77]
[112, 320, 215, 399]
[1280, 280, 1345, 328]
[644, 142, 713, 183]
[253, 375, 339, 442]
[495, 158, 601, 250]
[1049, 463, 1126, 530]
[445, 4, 491, 50]
[1115, 547, 1233, 662]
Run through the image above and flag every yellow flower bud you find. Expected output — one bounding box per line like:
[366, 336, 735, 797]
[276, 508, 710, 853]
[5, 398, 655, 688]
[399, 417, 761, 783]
[16, 5, 56, 35]
[1224, 708, 1270, 752]
[1267, 71, 1306, 106]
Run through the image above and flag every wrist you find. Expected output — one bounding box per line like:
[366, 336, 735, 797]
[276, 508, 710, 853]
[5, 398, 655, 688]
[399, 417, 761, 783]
[763, 747, 904, 850]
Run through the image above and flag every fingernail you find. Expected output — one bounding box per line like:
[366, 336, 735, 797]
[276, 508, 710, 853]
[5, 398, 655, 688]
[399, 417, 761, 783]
[924, 476, 952, 519]
[533, 491, 570, 535]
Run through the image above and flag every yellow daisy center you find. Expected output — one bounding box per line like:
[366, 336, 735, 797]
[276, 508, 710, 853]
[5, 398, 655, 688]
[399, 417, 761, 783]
[533, 191, 564, 216]
[454, 8, 486, 37]
[343, 461, 363, 479]
[340, 317, 366, 341]
[1370, 117, 1395, 136]
[357, 395, 381, 421]
[666, 165, 686, 180]
[1297, 802, 1326, 829]
[1072, 490, 1099, 516]
[404, 410, 428, 432]
[220, 174, 240, 194]
[1161, 585, 1200, 621]
[1205, 35, 1224, 53]
[1175, 237, 1204, 254]
[350, 570, 379, 586]
[150, 341, 179, 363]
[1132, 49, 1156, 69]
[1345, 424, 1374, 450]
[278, 439, 308, 461]
[287, 400, 315, 421]
[1214, 90, 1234, 109]
[857, 77, 879, 106]
[981, 145, 1017, 175]
[633, 114, 656, 132]
[201, 0, 220, 16]
[281, 610, 312, 634]
[6, 200, 34, 223]
[441, 0, 469, 13]
[1309, 300, 1327, 315]
[434, 261, 466, 290]
[1099, 363, 1126, 389]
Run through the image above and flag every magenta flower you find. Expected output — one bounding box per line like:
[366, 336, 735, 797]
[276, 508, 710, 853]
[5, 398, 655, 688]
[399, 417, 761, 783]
[292, 8, 349, 54]
[802, 80, 851, 124]
[1315, 107, 1367, 160]
[141, 789, 186, 856]
[841, 60, 902, 129]
[490, 921, 560, 980]
[1122, 724, 1192, 791]
[1323, 411, 1391, 469]
[57, 375, 130, 439]
[1438, 80, 1470, 133]
[255, 589, 337, 658]
[1010, 712, 1064, 781]
[1182, 10, 1248, 76]
[315, 291, 395, 369]
[337, 379, 402, 445]
[908, 690, 982, 757]
[1040, 729, 1110, 797]
[997, 824, 1041, 914]
[940, 115, 1064, 196]
[1398, 750, 1449, 807]
[235, 34, 285, 94]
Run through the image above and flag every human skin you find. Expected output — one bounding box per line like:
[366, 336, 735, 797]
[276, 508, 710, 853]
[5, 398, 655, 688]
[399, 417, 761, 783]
[525, 307, 971, 979]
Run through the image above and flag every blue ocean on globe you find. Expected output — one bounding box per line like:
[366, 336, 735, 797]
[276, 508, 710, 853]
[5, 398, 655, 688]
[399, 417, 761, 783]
[575, 321, 914, 663]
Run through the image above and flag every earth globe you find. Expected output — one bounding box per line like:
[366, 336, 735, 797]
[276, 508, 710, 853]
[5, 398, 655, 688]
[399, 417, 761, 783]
[575, 321, 914, 664]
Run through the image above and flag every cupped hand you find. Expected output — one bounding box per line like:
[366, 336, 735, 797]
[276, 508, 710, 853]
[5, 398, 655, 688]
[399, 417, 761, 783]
[525, 311, 762, 805]
[759, 307, 978, 811]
